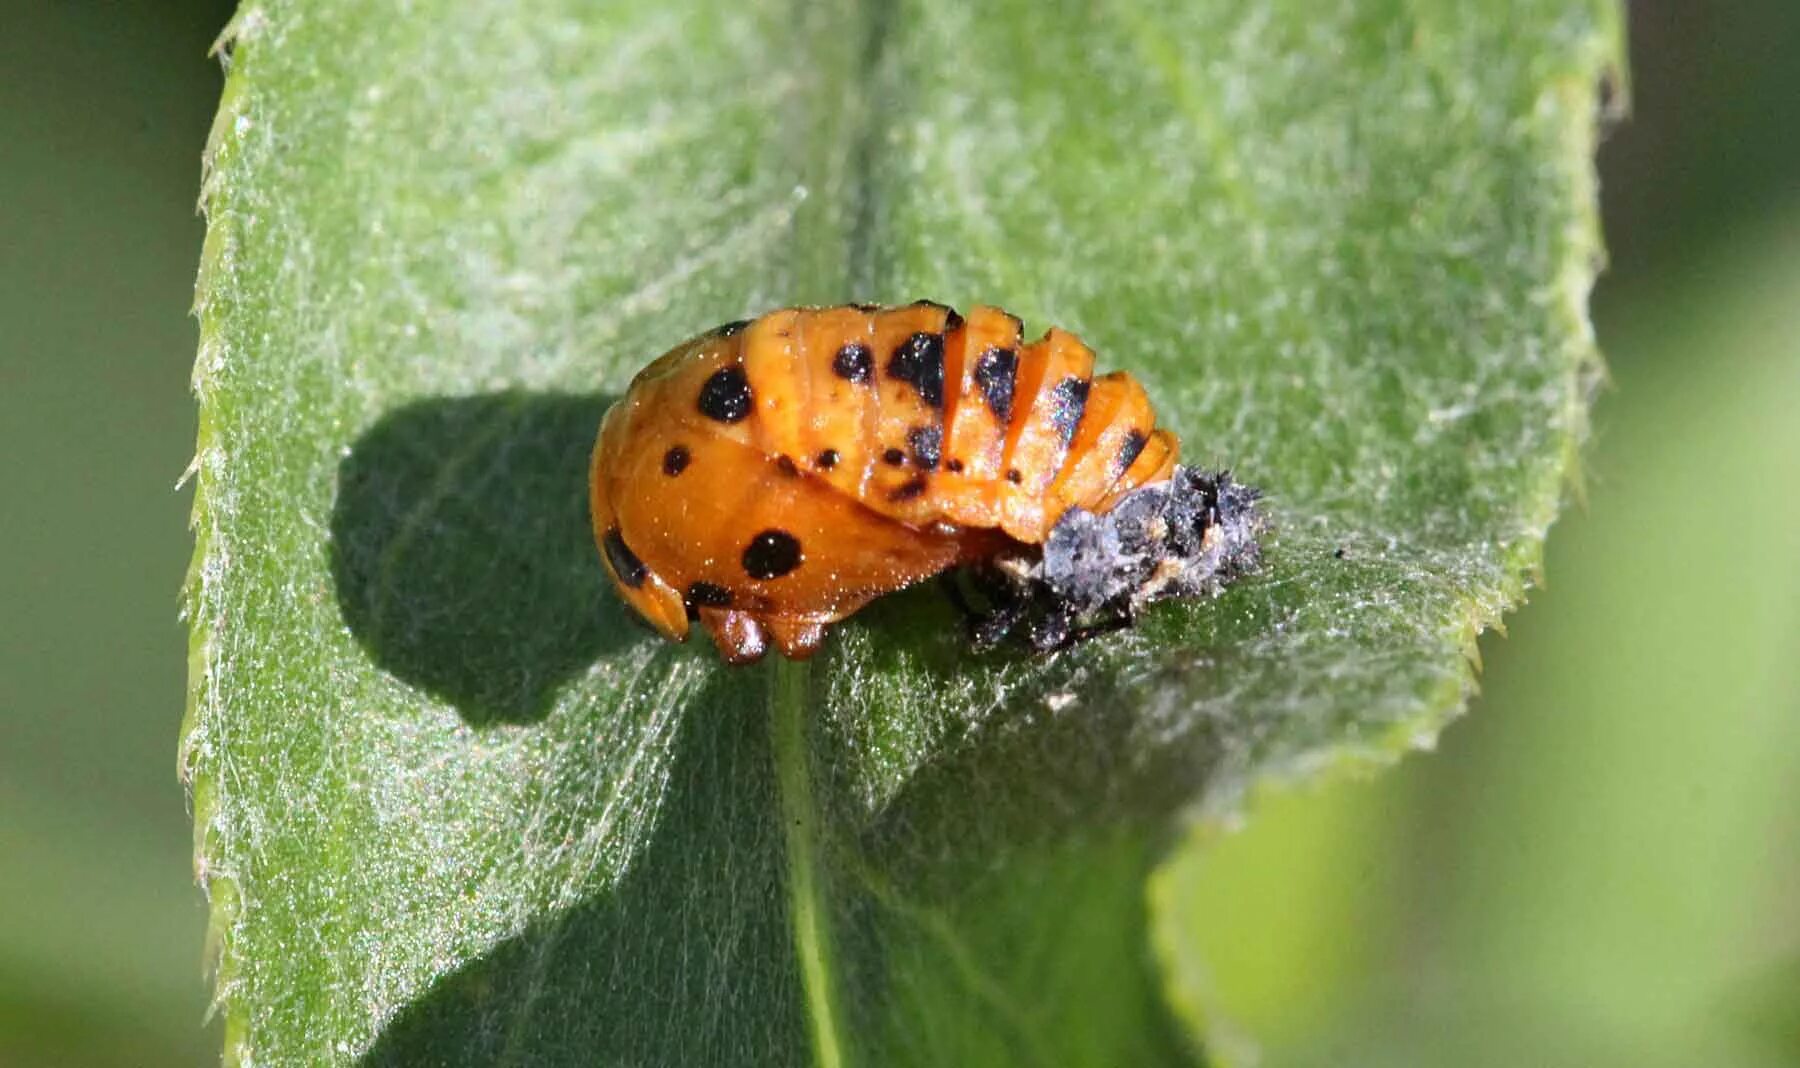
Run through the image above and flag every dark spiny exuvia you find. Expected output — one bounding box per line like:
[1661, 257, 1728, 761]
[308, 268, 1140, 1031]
[954, 467, 1263, 651]
[1045, 467, 1262, 610]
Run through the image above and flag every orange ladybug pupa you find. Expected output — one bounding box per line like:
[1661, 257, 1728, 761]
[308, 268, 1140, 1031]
[590, 302, 1262, 664]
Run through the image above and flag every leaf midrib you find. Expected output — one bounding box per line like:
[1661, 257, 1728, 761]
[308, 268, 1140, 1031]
[772, 657, 843, 1067]
[766, 0, 910, 1058]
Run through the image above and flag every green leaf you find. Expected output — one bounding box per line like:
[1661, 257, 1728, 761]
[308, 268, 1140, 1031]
[183, 0, 1621, 1063]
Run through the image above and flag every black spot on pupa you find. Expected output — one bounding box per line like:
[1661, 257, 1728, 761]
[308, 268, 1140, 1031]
[685, 581, 733, 608]
[832, 343, 873, 384]
[1006, 468, 1023, 484]
[662, 445, 691, 477]
[715, 319, 752, 337]
[742, 529, 803, 580]
[887, 476, 929, 502]
[1048, 376, 1090, 444]
[1115, 430, 1148, 475]
[907, 425, 942, 470]
[973, 347, 1017, 424]
[886, 332, 945, 408]
[945, 458, 964, 473]
[602, 528, 648, 589]
[697, 364, 752, 422]
[882, 447, 907, 466]
[817, 448, 840, 470]
[775, 455, 800, 478]
[852, 302, 882, 313]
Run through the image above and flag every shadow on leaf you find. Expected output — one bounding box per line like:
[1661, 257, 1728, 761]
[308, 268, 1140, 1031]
[331, 391, 642, 726]
[353, 645, 1205, 1066]
[339, 395, 1251, 1064]
[357, 671, 812, 1066]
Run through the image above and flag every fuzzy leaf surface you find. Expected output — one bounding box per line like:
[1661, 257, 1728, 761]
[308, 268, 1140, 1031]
[185, 0, 1620, 1062]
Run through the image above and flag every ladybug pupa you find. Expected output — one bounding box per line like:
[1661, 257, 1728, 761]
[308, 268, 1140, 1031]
[590, 302, 1262, 664]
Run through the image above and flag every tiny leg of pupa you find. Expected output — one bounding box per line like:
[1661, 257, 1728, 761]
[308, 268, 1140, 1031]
[698, 608, 769, 665]
[764, 616, 826, 660]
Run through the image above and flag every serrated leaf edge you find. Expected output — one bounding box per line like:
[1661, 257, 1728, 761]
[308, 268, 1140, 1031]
[182, 5, 268, 1066]
[1144, 7, 1628, 1062]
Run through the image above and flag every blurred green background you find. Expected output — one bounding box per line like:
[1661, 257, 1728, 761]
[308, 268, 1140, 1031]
[0, 2, 1793, 1065]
